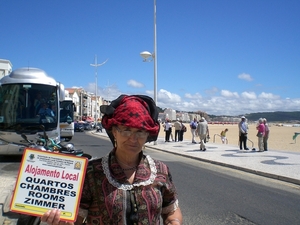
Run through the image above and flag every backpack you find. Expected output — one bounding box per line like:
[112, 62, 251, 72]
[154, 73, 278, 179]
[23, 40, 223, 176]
[191, 123, 196, 129]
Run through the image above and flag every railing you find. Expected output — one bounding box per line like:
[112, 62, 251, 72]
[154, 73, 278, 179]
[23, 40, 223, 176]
[213, 133, 255, 149]
[213, 134, 228, 144]
[293, 132, 300, 143]
[246, 138, 255, 149]
[236, 137, 255, 149]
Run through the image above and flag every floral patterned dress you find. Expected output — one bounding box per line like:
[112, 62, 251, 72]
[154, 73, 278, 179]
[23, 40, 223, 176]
[79, 149, 179, 225]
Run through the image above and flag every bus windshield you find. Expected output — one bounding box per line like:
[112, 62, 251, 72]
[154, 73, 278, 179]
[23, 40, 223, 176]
[59, 99, 75, 141]
[0, 83, 58, 132]
[60, 100, 75, 123]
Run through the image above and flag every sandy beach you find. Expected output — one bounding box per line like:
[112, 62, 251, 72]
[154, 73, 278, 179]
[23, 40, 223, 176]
[159, 123, 300, 153]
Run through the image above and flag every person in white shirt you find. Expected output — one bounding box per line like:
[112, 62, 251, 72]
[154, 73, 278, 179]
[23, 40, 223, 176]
[238, 116, 249, 150]
[196, 117, 209, 151]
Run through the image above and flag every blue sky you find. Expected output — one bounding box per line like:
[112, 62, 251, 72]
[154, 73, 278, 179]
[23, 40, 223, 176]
[1, 0, 300, 116]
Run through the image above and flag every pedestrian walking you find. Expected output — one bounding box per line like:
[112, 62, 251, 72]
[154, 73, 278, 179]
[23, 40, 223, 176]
[196, 117, 209, 151]
[190, 118, 198, 143]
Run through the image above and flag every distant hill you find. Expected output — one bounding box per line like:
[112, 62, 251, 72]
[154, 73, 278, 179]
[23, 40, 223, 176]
[242, 111, 300, 122]
[158, 106, 300, 123]
[207, 111, 300, 123]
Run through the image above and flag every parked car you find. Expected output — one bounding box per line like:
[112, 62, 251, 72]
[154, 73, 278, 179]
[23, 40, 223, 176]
[74, 122, 84, 132]
[83, 122, 92, 130]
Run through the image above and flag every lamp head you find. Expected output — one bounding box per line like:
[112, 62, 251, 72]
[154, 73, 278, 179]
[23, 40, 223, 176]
[140, 51, 153, 61]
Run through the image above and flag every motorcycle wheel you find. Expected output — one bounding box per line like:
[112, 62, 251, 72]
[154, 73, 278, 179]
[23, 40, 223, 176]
[17, 215, 41, 225]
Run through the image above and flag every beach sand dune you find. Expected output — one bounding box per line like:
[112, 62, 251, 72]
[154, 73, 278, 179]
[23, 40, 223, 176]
[159, 123, 300, 153]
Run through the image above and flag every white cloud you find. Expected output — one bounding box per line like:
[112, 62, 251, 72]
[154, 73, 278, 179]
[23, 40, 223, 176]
[84, 82, 300, 116]
[127, 79, 144, 88]
[258, 92, 280, 99]
[185, 92, 202, 99]
[241, 91, 256, 99]
[238, 73, 253, 81]
[158, 89, 181, 103]
[221, 90, 239, 98]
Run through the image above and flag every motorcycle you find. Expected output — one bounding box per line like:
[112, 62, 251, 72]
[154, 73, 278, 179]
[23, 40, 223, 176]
[20, 125, 91, 158]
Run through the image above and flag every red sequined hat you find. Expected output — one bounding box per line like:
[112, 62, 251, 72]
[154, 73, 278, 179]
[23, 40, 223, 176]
[101, 95, 160, 143]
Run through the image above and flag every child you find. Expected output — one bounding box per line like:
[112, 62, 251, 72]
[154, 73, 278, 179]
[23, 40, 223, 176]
[220, 128, 228, 144]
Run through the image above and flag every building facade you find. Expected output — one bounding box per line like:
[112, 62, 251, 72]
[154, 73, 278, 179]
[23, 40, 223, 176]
[0, 59, 13, 78]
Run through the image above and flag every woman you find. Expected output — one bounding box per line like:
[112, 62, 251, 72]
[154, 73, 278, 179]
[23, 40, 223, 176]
[256, 118, 265, 152]
[41, 95, 182, 225]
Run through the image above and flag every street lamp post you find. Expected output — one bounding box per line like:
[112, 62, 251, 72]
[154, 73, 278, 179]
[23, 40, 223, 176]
[90, 55, 108, 124]
[140, 0, 158, 145]
[153, 0, 157, 105]
[80, 90, 83, 120]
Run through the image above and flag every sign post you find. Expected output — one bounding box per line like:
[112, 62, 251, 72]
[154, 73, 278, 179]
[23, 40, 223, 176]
[10, 148, 88, 222]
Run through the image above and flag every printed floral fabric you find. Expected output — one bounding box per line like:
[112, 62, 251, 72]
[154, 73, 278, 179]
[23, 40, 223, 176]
[79, 150, 179, 225]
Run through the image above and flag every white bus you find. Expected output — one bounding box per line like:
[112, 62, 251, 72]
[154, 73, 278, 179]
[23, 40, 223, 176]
[0, 67, 64, 155]
[60, 98, 75, 141]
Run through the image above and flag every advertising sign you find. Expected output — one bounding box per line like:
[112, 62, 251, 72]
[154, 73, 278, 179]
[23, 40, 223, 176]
[10, 148, 88, 222]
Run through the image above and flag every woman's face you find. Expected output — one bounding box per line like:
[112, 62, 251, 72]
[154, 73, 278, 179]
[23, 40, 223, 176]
[113, 125, 149, 155]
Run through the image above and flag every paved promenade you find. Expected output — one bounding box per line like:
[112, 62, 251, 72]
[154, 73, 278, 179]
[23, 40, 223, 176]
[92, 130, 300, 185]
[1, 131, 299, 224]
